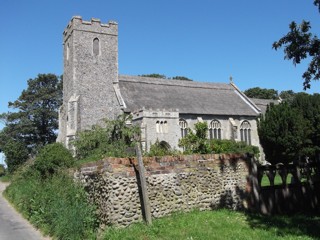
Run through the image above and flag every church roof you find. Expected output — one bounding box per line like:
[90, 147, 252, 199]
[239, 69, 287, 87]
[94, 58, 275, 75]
[118, 75, 260, 117]
[249, 98, 280, 114]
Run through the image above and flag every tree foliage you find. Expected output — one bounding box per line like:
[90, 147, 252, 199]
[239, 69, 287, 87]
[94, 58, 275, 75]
[0, 74, 62, 171]
[2, 139, 29, 173]
[279, 90, 296, 102]
[140, 74, 193, 81]
[273, 2, 320, 89]
[258, 102, 311, 164]
[140, 73, 167, 79]
[244, 87, 278, 99]
[172, 76, 193, 81]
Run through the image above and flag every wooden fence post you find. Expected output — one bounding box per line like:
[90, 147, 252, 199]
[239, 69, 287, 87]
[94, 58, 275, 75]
[135, 143, 152, 225]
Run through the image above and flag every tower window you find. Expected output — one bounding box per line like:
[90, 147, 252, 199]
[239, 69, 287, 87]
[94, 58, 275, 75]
[93, 38, 100, 56]
[66, 43, 70, 60]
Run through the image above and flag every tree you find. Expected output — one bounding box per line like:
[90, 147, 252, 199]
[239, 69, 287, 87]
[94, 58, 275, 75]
[140, 73, 167, 79]
[2, 139, 29, 173]
[290, 93, 320, 157]
[258, 102, 312, 164]
[244, 87, 278, 99]
[172, 76, 193, 81]
[279, 90, 296, 102]
[273, 1, 320, 89]
[0, 74, 62, 171]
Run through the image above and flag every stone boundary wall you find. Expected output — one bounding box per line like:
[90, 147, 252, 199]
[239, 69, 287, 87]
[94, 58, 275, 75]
[75, 154, 251, 227]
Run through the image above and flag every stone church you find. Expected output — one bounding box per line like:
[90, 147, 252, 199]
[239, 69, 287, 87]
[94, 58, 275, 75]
[57, 16, 263, 153]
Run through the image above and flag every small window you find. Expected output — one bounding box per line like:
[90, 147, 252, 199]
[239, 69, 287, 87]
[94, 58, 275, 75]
[179, 119, 188, 137]
[240, 120, 251, 145]
[93, 38, 100, 56]
[209, 120, 221, 139]
[156, 121, 160, 133]
[66, 43, 70, 60]
[164, 121, 168, 133]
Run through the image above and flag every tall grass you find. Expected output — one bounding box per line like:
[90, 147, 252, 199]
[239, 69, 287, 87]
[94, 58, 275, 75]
[4, 166, 98, 239]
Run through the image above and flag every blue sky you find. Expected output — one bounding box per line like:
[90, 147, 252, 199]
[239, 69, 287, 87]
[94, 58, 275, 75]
[0, 0, 320, 126]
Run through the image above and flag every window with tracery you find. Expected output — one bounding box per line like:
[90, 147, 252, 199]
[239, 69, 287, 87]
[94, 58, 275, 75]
[179, 119, 188, 137]
[240, 120, 251, 145]
[209, 120, 221, 140]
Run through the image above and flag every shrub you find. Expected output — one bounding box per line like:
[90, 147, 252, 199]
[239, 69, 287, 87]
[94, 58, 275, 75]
[74, 114, 140, 160]
[34, 143, 74, 177]
[147, 139, 180, 157]
[209, 139, 260, 157]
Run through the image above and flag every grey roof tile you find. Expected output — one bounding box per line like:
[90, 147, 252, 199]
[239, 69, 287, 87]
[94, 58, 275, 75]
[118, 75, 259, 116]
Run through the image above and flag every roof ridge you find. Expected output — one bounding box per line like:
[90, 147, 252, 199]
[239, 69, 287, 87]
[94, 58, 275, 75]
[118, 74, 232, 90]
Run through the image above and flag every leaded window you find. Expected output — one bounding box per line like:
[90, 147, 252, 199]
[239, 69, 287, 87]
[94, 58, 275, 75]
[179, 119, 188, 137]
[209, 120, 221, 139]
[240, 120, 251, 145]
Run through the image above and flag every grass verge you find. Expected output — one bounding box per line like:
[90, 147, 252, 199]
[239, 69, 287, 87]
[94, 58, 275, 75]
[103, 209, 320, 240]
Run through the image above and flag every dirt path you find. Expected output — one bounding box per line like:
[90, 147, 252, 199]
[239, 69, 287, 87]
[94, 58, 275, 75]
[0, 181, 50, 240]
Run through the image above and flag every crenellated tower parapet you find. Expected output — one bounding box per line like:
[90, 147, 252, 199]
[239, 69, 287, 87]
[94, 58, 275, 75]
[63, 16, 118, 43]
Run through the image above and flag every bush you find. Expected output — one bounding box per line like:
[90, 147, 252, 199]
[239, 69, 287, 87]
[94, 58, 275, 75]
[34, 143, 74, 177]
[147, 139, 180, 157]
[209, 139, 260, 157]
[74, 114, 140, 160]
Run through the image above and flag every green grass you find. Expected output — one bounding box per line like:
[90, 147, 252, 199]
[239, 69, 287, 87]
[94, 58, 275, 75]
[103, 209, 320, 240]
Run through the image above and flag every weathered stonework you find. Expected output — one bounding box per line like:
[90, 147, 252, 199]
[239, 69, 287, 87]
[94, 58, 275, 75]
[57, 16, 122, 145]
[75, 154, 250, 227]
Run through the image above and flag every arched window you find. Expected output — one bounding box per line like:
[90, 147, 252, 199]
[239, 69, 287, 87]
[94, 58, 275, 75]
[164, 121, 168, 133]
[156, 121, 160, 133]
[179, 119, 188, 137]
[240, 120, 251, 145]
[93, 38, 100, 56]
[209, 120, 221, 139]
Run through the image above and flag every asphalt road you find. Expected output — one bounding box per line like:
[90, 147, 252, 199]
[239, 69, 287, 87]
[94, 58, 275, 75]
[0, 181, 49, 240]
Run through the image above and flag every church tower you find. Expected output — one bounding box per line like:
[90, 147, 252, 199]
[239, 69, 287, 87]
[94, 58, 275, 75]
[57, 16, 122, 146]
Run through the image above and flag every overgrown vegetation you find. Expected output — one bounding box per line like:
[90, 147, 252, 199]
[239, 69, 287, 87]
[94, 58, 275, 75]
[4, 143, 98, 239]
[147, 139, 180, 157]
[73, 114, 140, 162]
[179, 122, 259, 157]
[103, 209, 320, 240]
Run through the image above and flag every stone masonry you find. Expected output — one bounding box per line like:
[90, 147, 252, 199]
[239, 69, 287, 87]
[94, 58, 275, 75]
[75, 154, 250, 227]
